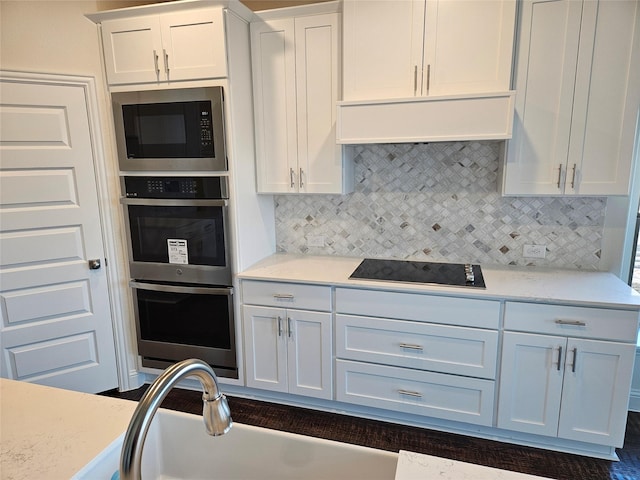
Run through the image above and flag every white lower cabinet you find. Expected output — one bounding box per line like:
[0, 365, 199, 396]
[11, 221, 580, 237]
[498, 303, 638, 447]
[334, 288, 500, 426]
[242, 281, 332, 400]
[336, 360, 495, 426]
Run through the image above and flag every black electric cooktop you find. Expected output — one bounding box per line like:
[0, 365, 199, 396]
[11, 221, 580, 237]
[349, 258, 486, 289]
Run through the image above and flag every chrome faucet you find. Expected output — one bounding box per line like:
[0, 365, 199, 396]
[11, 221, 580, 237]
[119, 359, 232, 480]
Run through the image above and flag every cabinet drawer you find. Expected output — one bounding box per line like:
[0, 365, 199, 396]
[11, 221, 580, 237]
[335, 288, 500, 329]
[242, 280, 332, 312]
[336, 314, 498, 379]
[336, 360, 495, 426]
[504, 302, 639, 342]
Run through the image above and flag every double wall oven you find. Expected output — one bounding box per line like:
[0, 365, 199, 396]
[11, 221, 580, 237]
[114, 87, 237, 378]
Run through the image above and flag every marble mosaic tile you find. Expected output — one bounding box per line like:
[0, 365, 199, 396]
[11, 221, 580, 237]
[274, 142, 606, 270]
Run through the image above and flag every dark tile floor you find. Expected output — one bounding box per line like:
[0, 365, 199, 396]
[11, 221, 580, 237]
[101, 386, 640, 480]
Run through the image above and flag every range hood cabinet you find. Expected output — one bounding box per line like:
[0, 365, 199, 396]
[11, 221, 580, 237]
[336, 91, 515, 145]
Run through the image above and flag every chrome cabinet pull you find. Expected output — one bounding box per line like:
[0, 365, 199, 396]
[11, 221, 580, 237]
[273, 293, 294, 300]
[163, 49, 169, 75]
[571, 164, 577, 189]
[290, 168, 295, 188]
[276, 316, 283, 337]
[153, 50, 160, 76]
[287, 317, 292, 338]
[413, 65, 418, 95]
[557, 164, 563, 189]
[426, 64, 431, 95]
[299, 168, 304, 188]
[570, 347, 578, 373]
[556, 345, 563, 371]
[398, 389, 422, 398]
[399, 343, 423, 351]
[554, 319, 586, 327]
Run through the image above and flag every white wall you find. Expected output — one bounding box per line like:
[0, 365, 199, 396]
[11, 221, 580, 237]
[0, 0, 144, 389]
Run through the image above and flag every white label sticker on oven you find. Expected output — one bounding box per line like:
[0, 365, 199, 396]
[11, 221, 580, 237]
[167, 239, 189, 264]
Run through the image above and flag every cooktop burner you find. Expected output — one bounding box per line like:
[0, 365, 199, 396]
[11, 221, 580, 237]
[349, 258, 486, 288]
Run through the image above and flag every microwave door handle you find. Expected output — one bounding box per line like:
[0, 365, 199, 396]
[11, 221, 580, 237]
[121, 198, 228, 207]
[129, 281, 233, 296]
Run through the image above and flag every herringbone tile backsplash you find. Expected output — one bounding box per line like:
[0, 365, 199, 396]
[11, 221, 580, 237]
[275, 142, 605, 269]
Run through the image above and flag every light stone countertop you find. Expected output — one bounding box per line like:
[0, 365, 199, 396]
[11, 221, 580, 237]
[0, 378, 136, 480]
[395, 451, 551, 479]
[0, 378, 550, 480]
[237, 254, 640, 309]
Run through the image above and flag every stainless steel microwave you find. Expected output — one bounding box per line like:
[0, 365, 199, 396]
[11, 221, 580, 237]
[112, 87, 227, 172]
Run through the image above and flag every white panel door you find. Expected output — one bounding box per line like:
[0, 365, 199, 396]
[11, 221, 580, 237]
[423, 0, 515, 96]
[502, 0, 583, 194]
[342, 0, 426, 100]
[294, 13, 342, 194]
[287, 309, 332, 399]
[0, 77, 118, 393]
[497, 332, 564, 436]
[101, 15, 164, 84]
[558, 338, 636, 446]
[242, 305, 288, 392]
[250, 18, 297, 193]
[160, 8, 227, 82]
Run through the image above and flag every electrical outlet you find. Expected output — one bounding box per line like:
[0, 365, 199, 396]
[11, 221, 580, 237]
[523, 244, 546, 259]
[307, 235, 326, 247]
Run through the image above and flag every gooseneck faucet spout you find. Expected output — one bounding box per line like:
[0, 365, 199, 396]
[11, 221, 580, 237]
[119, 359, 232, 480]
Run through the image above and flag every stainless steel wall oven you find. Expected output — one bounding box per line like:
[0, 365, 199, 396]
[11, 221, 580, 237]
[121, 176, 237, 378]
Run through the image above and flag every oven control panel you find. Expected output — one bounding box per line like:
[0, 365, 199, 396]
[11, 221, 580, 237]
[123, 176, 228, 199]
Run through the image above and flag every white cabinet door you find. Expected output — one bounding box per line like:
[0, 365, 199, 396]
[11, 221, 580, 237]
[251, 18, 298, 193]
[422, 0, 515, 96]
[567, 0, 639, 195]
[287, 310, 332, 399]
[159, 9, 227, 82]
[342, 0, 515, 101]
[243, 305, 288, 393]
[502, 0, 583, 195]
[242, 305, 332, 399]
[251, 13, 346, 194]
[294, 13, 342, 194]
[343, 0, 426, 100]
[497, 332, 565, 437]
[558, 338, 635, 446]
[101, 16, 164, 85]
[101, 8, 227, 85]
[503, 0, 639, 195]
[499, 332, 636, 447]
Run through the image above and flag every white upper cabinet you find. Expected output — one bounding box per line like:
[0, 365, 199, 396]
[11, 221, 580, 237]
[251, 9, 352, 194]
[502, 0, 640, 195]
[342, 0, 516, 101]
[100, 8, 227, 85]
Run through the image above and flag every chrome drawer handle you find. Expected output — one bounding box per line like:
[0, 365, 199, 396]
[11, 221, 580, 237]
[273, 294, 294, 300]
[398, 389, 422, 398]
[554, 319, 586, 326]
[399, 343, 423, 351]
[570, 347, 578, 373]
[556, 345, 563, 371]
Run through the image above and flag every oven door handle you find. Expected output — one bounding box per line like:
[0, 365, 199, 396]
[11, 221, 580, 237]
[130, 281, 233, 296]
[121, 198, 228, 207]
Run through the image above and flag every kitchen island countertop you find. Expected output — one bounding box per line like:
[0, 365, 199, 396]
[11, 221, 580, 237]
[0, 378, 137, 480]
[0, 378, 550, 480]
[238, 254, 640, 309]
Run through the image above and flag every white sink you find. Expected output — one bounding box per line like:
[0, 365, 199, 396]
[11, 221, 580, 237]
[72, 408, 398, 480]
